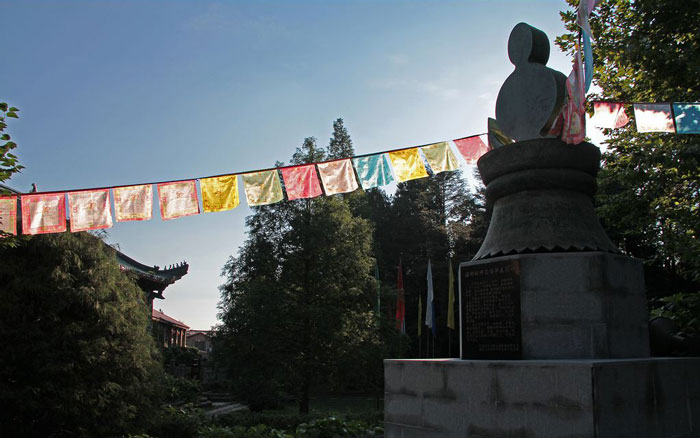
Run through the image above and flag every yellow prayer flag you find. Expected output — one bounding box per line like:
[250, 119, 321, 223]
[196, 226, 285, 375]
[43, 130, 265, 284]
[387, 148, 428, 182]
[242, 170, 284, 206]
[200, 175, 240, 213]
[421, 142, 459, 174]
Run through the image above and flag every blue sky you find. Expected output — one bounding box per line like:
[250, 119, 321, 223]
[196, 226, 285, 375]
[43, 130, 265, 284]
[2, 0, 580, 329]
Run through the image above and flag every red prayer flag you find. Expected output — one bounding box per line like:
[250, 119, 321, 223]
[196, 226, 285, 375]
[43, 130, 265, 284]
[0, 196, 17, 235]
[453, 136, 489, 164]
[21, 193, 67, 235]
[395, 261, 406, 333]
[157, 180, 200, 220]
[592, 102, 629, 129]
[280, 164, 323, 201]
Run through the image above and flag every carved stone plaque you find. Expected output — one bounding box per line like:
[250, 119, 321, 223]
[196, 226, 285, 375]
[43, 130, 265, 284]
[461, 259, 521, 359]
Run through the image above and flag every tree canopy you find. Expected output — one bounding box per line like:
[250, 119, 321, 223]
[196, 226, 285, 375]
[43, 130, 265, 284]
[217, 133, 376, 414]
[0, 232, 163, 438]
[557, 0, 700, 289]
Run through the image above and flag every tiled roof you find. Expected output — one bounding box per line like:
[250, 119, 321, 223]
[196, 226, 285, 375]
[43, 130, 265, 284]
[152, 308, 189, 330]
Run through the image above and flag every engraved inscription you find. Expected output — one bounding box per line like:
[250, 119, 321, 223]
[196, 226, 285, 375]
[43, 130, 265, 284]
[461, 260, 521, 359]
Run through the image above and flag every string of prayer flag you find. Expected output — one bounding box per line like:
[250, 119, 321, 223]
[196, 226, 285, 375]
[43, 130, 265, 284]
[388, 148, 428, 182]
[591, 102, 629, 129]
[453, 136, 489, 163]
[200, 175, 240, 213]
[157, 180, 200, 220]
[21, 193, 66, 235]
[280, 164, 323, 200]
[0, 196, 17, 235]
[241, 170, 284, 206]
[67, 189, 113, 232]
[352, 154, 394, 190]
[316, 159, 359, 196]
[672, 103, 700, 134]
[633, 103, 675, 133]
[421, 142, 459, 174]
[114, 184, 153, 222]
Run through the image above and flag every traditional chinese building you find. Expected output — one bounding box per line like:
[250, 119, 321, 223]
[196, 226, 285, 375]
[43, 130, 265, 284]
[112, 249, 191, 348]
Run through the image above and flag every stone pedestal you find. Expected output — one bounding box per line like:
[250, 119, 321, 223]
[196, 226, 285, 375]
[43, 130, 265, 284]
[461, 252, 650, 360]
[384, 357, 700, 438]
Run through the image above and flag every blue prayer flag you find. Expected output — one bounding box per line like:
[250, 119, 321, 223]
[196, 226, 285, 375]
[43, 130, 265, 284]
[672, 103, 700, 134]
[353, 154, 394, 190]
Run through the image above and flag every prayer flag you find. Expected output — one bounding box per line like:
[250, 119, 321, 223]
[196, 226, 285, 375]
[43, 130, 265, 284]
[421, 142, 459, 174]
[488, 117, 515, 148]
[576, 0, 601, 92]
[425, 259, 436, 337]
[0, 196, 17, 235]
[200, 175, 240, 213]
[453, 136, 489, 164]
[633, 103, 675, 133]
[388, 148, 428, 182]
[67, 189, 113, 232]
[114, 185, 153, 222]
[591, 102, 629, 129]
[672, 103, 700, 134]
[21, 193, 67, 235]
[242, 170, 284, 206]
[396, 261, 406, 334]
[352, 154, 394, 190]
[316, 159, 359, 195]
[561, 49, 586, 144]
[280, 164, 323, 200]
[157, 180, 200, 220]
[447, 258, 455, 330]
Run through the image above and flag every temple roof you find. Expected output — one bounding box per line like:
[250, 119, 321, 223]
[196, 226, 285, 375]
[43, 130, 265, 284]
[152, 308, 189, 330]
[114, 249, 189, 285]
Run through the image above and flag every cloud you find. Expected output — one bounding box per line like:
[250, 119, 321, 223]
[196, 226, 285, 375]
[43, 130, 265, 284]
[368, 77, 464, 101]
[184, 4, 231, 32]
[388, 54, 409, 65]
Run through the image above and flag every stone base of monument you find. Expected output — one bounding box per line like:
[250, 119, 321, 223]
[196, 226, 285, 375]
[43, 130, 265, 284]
[382, 252, 699, 437]
[383, 357, 700, 438]
[460, 252, 650, 360]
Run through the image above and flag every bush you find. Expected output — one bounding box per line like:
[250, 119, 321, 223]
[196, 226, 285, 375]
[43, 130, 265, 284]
[295, 416, 383, 438]
[147, 405, 205, 438]
[162, 373, 202, 404]
[651, 292, 700, 337]
[198, 425, 291, 438]
[199, 416, 382, 438]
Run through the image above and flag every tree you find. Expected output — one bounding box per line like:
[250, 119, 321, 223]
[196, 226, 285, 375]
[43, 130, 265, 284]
[0, 232, 163, 438]
[1, 102, 23, 246]
[217, 134, 376, 414]
[327, 118, 354, 159]
[557, 0, 700, 288]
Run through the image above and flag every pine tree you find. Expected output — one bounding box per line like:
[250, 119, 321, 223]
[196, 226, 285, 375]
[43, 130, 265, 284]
[217, 136, 376, 414]
[327, 118, 354, 159]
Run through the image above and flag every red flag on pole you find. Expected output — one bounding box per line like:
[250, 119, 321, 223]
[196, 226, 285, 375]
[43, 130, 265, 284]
[395, 260, 406, 334]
